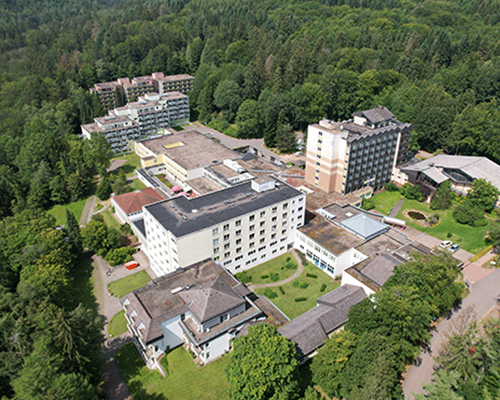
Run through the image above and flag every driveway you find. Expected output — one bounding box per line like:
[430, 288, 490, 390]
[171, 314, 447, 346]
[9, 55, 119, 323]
[402, 267, 500, 399]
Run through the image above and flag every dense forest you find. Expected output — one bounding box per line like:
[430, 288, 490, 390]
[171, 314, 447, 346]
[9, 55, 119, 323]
[1, 0, 500, 398]
[2, 0, 500, 217]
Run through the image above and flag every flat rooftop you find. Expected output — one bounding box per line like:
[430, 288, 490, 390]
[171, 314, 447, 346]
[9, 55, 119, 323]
[158, 74, 195, 82]
[345, 229, 434, 292]
[139, 131, 238, 171]
[298, 212, 364, 256]
[145, 178, 303, 238]
[355, 230, 409, 258]
[185, 176, 224, 195]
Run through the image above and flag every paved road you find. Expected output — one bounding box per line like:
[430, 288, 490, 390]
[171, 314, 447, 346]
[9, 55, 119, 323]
[403, 267, 500, 399]
[93, 255, 152, 400]
[248, 249, 304, 291]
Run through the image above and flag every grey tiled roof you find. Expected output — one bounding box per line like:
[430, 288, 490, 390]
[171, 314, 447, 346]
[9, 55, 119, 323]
[179, 275, 245, 323]
[402, 155, 500, 191]
[121, 259, 250, 343]
[279, 285, 366, 357]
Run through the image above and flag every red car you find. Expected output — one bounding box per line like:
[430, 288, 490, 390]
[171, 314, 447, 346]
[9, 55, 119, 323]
[124, 261, 138, 270]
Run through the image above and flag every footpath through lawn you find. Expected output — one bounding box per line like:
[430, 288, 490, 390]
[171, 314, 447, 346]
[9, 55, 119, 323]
[255, 261, 339, 319]
[115, 344, 231, 400]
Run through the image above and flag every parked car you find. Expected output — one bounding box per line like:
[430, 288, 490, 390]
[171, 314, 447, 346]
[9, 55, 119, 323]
[450, 244, 460, 252]
[439, 240, 452, 248]
[124, 261, 139, 270]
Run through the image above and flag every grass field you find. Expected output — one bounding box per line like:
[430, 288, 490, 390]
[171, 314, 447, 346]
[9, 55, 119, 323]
[235, 253, 297, 285]
[115, 343, 231, 400]
[128, 178, 146, 191]
[71, 253, 97, 311]
[369, 191, 403, 215]
[101, 209, 122, 230]
[396, 199, 491, 253]
[255, 261, 339, 319]
[108, 270, 152, 297]
[47, 197, 87, 225]
[111, 153, 142, 178]
[108, 310, 128, 337]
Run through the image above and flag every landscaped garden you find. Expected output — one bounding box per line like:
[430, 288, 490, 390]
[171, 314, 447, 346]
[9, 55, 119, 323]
[115, 343, 231, 400]
[47, 197, 88, 225]
[235, 253, 297, 285]
[108, 270, 152, 297]
[255, 261, 339, 319]
[108, 310, 128, 337]
[396, 198, 492, 253]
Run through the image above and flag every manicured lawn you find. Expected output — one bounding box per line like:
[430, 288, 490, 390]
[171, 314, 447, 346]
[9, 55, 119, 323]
[369, 191, 403, 215]
[108, 270, 152, 297]
[115, 343, 231, 400]
[101, 209, 122, 230]
[396, 199, 491, 253]
[111, 153, 142, 178]
[128, 178, 146, 191]
[235, 253, 297, 285]
[47, 197, 87, 225]
[109, 310, 128, 337]
[255, 261, 339, 319]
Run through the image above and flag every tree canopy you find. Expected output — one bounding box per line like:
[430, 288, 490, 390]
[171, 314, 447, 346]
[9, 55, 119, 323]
[226, 323, 300, 400]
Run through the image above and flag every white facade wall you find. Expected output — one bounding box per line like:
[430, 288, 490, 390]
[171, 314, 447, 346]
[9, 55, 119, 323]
[160, 314, 189, 350]
[199, 331, 233, 364]
[341, 270, 375, 296]
[144, 192, 306, 277]
[294, 231, 367, 278]
[112, 198, 128, 224]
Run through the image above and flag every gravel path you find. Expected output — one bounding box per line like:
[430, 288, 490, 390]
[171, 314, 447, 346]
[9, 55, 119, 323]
[79, 195, 97, 225]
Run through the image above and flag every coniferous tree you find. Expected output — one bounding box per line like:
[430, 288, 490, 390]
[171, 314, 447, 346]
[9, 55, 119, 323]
[66, 209, 82, 256]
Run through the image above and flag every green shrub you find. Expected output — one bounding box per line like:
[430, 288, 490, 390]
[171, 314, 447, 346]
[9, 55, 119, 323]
[284, 262, 297, 270]
[270, 272, 280, 282]
[286, 256, 291, 262]
[320, 283, 327, 292]
[361, 197, 375, 210]
[447, 232, 453, 238]
[385, 182, 399, 192]
[104, 246, 136, 267]
[235, 271, 252, 284]
[306, 273, 317, 279]
[292, 280, 309, 289]
[294, 297, 307, 302]
[401, 183, 423, 201]
[430, 181, 453, 210]
[261, 274, 269, 279]
[453, 202, 487, 226]
[279, 287, 285, 295]
[262, 288, 278, 299]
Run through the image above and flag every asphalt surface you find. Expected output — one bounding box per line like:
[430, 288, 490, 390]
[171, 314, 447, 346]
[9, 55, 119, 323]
[402, 267, 500, 399]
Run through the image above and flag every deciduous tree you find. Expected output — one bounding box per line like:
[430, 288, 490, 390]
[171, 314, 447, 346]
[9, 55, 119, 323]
[226, 323, 299, 400]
